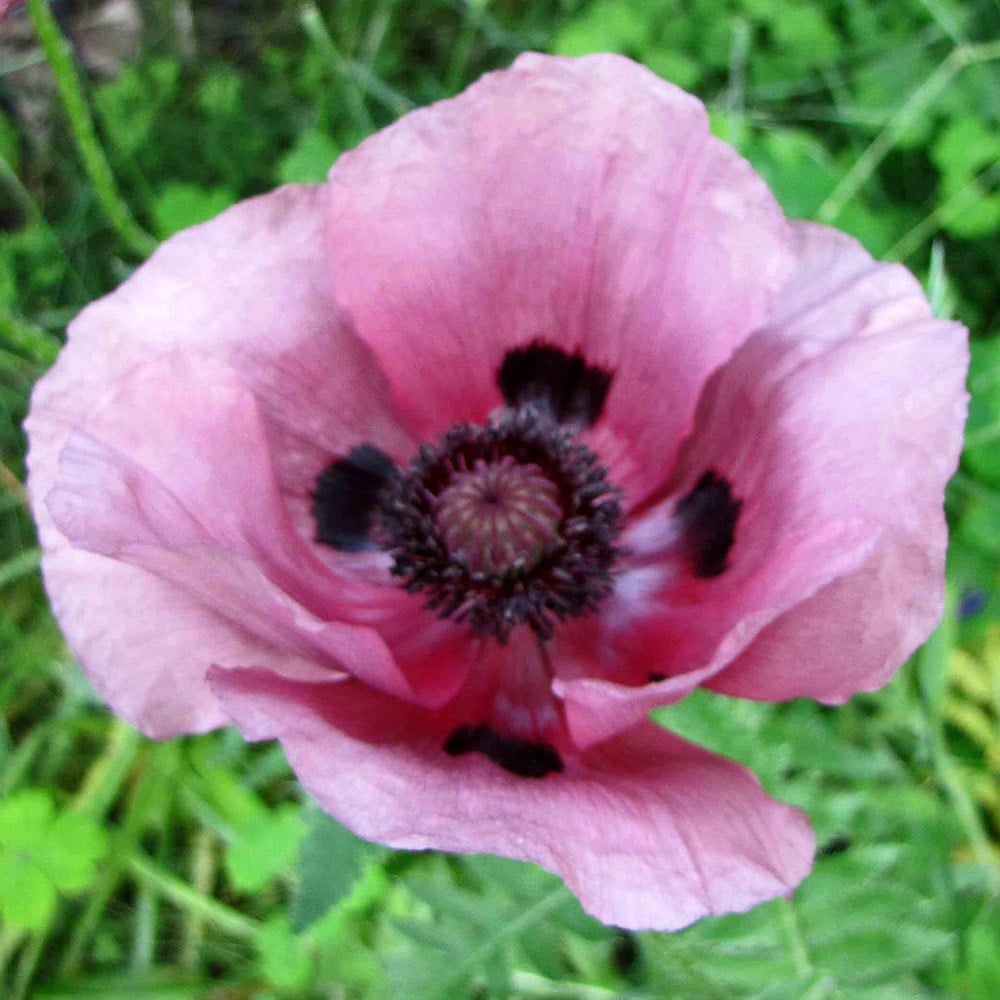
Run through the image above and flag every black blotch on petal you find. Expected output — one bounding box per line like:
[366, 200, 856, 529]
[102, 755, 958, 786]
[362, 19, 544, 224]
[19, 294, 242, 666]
[648, 672, 666, 683]
[497, 341, 613, 427]
[312, 444, 396, 551]
[675, 470, 741, 578]
[444, 724, 564, 779]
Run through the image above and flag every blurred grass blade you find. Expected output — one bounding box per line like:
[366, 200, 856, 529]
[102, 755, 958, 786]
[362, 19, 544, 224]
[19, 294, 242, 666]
[0, 548, 41, 588]
[0, 314, 61, 367]
[26, 0, 157, 259]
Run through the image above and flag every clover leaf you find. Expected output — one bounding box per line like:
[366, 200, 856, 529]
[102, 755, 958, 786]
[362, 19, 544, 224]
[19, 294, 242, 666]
[257, 915, 314, 992]
[0, 789, 108, 930]
[225, 804, 306, 893]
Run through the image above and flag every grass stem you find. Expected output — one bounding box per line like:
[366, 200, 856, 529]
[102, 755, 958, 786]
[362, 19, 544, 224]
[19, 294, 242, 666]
[819, 40, 1000, 223]
[26, 0, 157, 259]
[129, 852, 260, 941]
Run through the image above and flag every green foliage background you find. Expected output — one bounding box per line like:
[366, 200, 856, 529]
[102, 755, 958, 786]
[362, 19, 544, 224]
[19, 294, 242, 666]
[1, 0, 999, 997]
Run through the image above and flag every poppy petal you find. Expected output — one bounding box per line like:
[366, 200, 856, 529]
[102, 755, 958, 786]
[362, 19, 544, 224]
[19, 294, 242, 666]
[209, 665, 815, 932]
[325, 53, 794, 507]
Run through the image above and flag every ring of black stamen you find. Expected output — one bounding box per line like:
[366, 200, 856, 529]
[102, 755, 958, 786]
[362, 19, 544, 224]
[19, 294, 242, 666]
[377, 407, 622, 642]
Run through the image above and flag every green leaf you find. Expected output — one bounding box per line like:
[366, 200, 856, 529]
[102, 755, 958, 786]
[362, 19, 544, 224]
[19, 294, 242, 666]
[32, 969, 217, 999]
[966, 910, 1000, 1000]
[932, 119, 1000, 187]
[277, 129, 340, 185]
[797, 848, 953, 985]
[0, 789, 107, 920]
[551, 1, 650, 57]
[0, 112, 21, 176]
[257, 915, 314, 992]
[814, 925, 953, 985]
[35, 810, 108, 891]
[187, 743, 264, 830]
[226, 804, 306, 893]
[290, 803, 373, 931]
[962, 335, 1000, 489]
[748, 129, 838, 218]
[942, 191, 1000, 241]
[196, 67, 243, 117]
[668, 903, 797, 994]
[644, 49, 702, 90]
[93, 58, 180, 159]
[386, 857, 581, 1000]
[151, 184, 236, 240]
[748, 974, 836, 1000]
[0, 788, 54, 849]
[931, 119, 1000, 238]
[833, 988, 938, 1000]
[770, 4, 839, 64]
[0, 851, 57, 930]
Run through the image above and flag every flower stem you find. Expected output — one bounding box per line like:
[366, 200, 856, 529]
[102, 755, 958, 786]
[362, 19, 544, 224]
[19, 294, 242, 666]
[70, 718, 142, 820]
[11, 929, 45, 1000]
[128, 852, 260, 941]
[0, 927, 26, 995]
[180, 829, 216, 970]
[777, 896, 812, 978]
[26, 0, 157, 259]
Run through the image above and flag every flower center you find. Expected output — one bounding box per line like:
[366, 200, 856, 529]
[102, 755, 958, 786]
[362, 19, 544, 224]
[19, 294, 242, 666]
[378, 408, 622, 642]
[434, 456, 562, 576]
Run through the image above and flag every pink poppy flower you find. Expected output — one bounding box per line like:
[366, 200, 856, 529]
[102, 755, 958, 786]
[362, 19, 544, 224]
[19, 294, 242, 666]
[25, 54, 968, 930]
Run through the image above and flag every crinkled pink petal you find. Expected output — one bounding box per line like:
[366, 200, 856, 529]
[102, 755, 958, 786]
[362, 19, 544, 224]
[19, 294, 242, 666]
[325, 52, 793, 506]
[557, 531, 879, 748]
[27, 183, 413, 541]
[559, 223, 967, 743]
[37, 552, 314, 737]
[208, 666, 815, 932]
[44, 352, 469, 710]
[25, 185, 433, 735]
[703, 224, 969, 702]
[762, 222, 936, 339]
